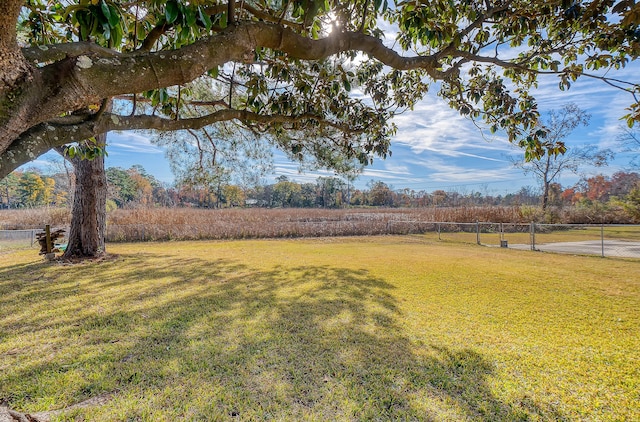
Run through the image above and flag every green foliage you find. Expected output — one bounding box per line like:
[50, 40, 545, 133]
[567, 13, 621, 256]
[63, 138, 108, 161]
[519, 205, 545, 222]
[106, 167, 136, 206]
[367, 180, 394, 206]
[10, 0, 640, 179]
[14, 171, 56, 207]
[106, 165, 161, 207]
[272, 179, 302, 207]
[0, 172, 19, 208]
[105, 198, 118, 212]
[619, 183, 640, 221]
[391, 0, 639, 154]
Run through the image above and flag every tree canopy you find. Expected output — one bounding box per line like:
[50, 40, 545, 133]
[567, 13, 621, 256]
[1, 0, 639, 179]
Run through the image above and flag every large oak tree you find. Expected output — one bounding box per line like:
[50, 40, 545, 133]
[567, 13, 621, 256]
[1, 0, 639, 257]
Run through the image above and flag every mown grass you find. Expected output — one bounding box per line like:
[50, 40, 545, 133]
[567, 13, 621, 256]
[1, 237, 639, 421]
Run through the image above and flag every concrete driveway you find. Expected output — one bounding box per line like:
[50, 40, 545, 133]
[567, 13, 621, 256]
[508, 240, 640, 258]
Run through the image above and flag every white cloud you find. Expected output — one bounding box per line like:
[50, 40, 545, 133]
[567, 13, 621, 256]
[383, 162, 411, 174]
[361, 167, 422, 183]
[405, 155, 513, 180]
[390, 96, 512, 157]
[107, 132, 163, 154]
[270, 162, 340, 183]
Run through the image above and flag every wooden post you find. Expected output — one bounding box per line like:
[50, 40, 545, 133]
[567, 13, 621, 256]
[601, 223, 605, 258]
[45, 224, 52, 254]
[530, 222, 536, 251]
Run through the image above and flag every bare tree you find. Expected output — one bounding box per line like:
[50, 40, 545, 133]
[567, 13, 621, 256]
[512, 104, 612, 210]
[617, 127, 640, 168]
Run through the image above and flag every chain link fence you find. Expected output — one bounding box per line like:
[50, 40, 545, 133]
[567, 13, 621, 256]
[0, 229, 40, 252]
[521, 223, 640, 258]
[2, 222, 639, 258]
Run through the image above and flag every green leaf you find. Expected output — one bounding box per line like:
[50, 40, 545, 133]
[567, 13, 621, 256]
[208, 66, 220, 78]
[159, 88, 169, 104]
[79, 22, 89, 40]
[166, 1, 180, 24]
[198, 6, 212, 30]
[111, 22, 122, 46]
[102, 21, 111, 40]
[185, 7, 196, 28]
[106, 4, 120, 27]
[100, 0, 111, 22]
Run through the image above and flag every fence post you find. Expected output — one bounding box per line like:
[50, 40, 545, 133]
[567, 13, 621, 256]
[437, 223, 441, 240]
[530, 222, 536, 251]
[601, 223, 605, 258]
[476, 221, 480, 245]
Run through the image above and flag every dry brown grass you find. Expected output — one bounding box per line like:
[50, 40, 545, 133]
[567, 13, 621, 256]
[0, 206, 524, 225]
[0, 207, 71, 229]
[0, 206, 592, 243]
[105, 207, 527, 241]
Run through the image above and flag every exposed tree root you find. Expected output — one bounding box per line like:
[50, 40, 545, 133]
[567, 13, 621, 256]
[1, 394, 112, 422]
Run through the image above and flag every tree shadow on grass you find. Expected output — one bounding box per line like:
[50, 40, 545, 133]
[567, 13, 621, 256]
[0, 254, 566, 420]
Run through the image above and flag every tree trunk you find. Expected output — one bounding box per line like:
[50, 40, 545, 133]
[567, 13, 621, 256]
[63, 135, 107, 259]
[541, 180, 550, 211]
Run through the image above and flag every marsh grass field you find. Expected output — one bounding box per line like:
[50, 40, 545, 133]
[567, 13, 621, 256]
[1, 236, 639, 421]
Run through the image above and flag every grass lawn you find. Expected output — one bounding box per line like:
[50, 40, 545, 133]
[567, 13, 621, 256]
[412, 225, 640, 247]
[1, 236, 639, 421]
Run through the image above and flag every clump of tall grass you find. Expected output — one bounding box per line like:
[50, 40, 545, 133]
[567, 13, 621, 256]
[3, 205, 632, 243]
[103, 207, 529, 242]
[0, 207, 71, 229]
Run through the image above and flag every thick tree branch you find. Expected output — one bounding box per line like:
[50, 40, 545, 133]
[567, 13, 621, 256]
[33, 21, 442, 114]
[22, 42, 122, 64]
[4, 8, 639, 176]
[0, 0, 36, 135]
[0, 120, 100, 179]
[0, 0, 22, 51]
[2, 21, 444, 152]
[104, 110, 361, 133]
[0, 108, 364, 178]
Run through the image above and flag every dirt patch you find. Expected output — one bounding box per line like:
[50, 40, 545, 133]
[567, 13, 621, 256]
[55, 253, 121, 266]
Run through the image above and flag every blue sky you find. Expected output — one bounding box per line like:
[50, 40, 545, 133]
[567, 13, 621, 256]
[95, 67, 639, 196]
[27, 29, 639, 196]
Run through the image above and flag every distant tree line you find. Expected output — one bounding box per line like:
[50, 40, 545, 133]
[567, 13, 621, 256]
[3, 165, 640, 222]
[0, 170, 69, 208]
